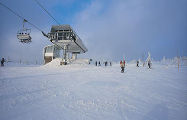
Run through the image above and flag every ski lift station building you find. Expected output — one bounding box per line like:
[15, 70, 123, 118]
[43, 25, 88, 65]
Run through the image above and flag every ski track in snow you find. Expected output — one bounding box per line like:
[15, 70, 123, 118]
[0, 63, 187, 120]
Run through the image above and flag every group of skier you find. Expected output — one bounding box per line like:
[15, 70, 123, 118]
[1, 56, 152, 71]
[136, 60, 151, 68]
[95, 61, 112, 67]
[120, 59, 152, 73]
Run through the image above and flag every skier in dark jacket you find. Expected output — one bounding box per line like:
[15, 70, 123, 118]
[148, 59, 151, 69]
[98, 61, 101, 66]
[136, 60, 139, 67]
[104, 61, 108, 66]
[1, 58, 5, 66]
[95, 61, 97, 66]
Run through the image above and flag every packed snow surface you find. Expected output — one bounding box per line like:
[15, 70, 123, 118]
[0, 62, 187, 120]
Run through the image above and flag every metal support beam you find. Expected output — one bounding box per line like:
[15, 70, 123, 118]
[63, 44, 68, 65]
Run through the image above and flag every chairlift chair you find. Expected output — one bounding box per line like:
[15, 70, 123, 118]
[17, 19, 32, 43]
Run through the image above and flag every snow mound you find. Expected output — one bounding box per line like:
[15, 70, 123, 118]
[43, 58, 62, 67]
[43, 58, 90, 67]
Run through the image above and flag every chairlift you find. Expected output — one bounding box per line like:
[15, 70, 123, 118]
[17, 19, 32, 43]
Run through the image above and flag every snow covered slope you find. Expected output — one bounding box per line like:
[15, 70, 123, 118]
[0, 63, 186, 120]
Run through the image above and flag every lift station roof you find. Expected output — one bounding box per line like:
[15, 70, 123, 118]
[48, 25, 88, 54]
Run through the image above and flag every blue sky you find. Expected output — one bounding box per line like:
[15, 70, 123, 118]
[0, 0, 187, 62]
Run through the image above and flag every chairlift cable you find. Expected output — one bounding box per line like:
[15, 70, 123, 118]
[0, 2, 43, 32]
[1, 1, 64, 48]
[0, 2, 25, 21]
[33, 0, 61, 25]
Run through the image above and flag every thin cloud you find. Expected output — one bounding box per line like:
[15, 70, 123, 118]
[73, 0, 187, 61]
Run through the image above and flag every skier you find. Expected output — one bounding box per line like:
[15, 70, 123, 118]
[1, 58, 5, 66]
[148, 59, 151, 69]
[110, 62, 112, 66]
[95, 61, 97, 66]
[98, 61, 101, 66]
[104, 61, 108, 66]
[120, 60, 125, 73]
[146, 52, 151, 69]
[136, 60, 139, 67]
[89, 59, 92, 65]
